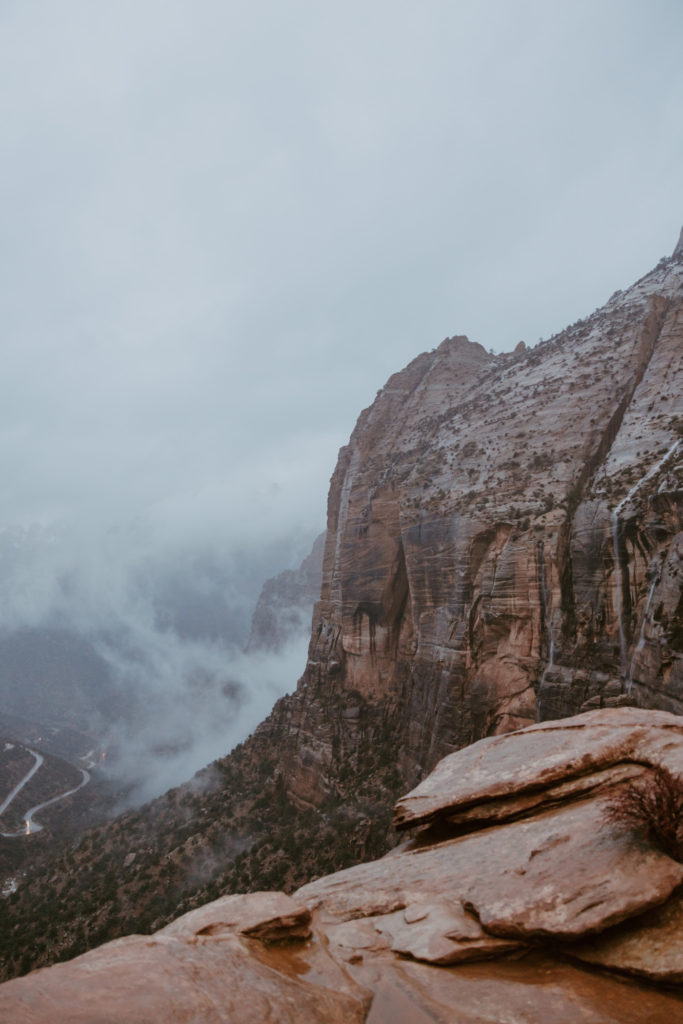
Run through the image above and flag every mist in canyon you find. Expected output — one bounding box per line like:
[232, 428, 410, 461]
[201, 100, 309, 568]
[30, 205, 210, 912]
[0, 521, 316, 804]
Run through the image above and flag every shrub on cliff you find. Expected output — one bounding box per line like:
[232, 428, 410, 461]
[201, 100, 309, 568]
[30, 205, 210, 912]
[605, 766, 683, 861]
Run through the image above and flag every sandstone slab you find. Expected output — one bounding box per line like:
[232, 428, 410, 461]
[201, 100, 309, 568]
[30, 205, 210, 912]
[393, 708, 683, 830]
[160, 890, 311, 943]
[0, 932, 366, 1024]
[299, 794, 683, 940]
[435, 762, 646, 831]
[569, 888, 683, 983]
[370, 900, 521, 964]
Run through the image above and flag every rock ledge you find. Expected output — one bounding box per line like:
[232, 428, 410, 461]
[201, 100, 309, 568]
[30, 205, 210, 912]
[3, 709, 683, 1023]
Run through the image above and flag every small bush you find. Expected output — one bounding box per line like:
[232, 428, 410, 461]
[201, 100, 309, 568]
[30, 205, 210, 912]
[605, 766, 683, 862]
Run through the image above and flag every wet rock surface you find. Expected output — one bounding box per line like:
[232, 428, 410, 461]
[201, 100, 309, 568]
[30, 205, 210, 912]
[570, 889, 683, 983]
[0, 932, 368, 1024]
[159, 890, 312, 943]
[3, 709, 683, 1022]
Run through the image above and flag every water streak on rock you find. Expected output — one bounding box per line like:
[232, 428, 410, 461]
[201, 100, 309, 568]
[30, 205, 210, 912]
[611, 439, 681, 682]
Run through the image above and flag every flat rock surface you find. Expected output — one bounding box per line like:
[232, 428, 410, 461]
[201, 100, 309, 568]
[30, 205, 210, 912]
[300, 794, 683, 939]
[393, 708, 683, 830]
[355, 954, 683, 1024]
[0, 933, 367, 1024]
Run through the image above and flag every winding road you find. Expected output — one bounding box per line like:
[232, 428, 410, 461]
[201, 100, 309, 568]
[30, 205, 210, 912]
[0, 749, 44, 823]
[0, 746, 90, 837]
[24, 768, 90, 833]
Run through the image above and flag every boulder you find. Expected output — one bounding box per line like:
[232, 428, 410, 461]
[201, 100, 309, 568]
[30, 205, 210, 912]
[393, 708, 683, 830]
[299, 794, 683, 940]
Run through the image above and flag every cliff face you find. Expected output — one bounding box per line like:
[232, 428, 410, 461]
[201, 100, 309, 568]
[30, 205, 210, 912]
[257, 238, 683, 807]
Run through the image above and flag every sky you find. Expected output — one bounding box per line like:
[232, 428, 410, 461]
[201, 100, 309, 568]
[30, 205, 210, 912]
[0, 0, 682, 796]
[1, 0, 682, 543]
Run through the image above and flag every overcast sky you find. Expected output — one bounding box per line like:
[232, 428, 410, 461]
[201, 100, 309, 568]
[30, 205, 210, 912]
[1, 0, 682, 551]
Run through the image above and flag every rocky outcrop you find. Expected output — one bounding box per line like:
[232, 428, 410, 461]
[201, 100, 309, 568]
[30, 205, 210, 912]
[4, 709, 683, 1022]
[254, 233, 683, 809]
[246, 533, 325, 652]
[392, 704, 683, 829]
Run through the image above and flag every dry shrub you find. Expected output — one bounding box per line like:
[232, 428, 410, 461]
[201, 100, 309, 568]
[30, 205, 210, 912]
[605, 766, 683, 862]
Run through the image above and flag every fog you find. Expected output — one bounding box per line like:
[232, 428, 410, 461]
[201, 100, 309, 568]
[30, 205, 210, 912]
[0, 1, 682, 801]
[99, 632, 312, 805]
[0, 520, 315, 802]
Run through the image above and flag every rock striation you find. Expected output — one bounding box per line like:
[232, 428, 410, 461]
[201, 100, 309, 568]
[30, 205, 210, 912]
[253, 233, 683, 808]
[3, 709, 683, 1022]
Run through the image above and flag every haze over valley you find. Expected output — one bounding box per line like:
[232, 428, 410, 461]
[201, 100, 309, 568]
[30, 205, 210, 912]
[0, 524, 318, 815]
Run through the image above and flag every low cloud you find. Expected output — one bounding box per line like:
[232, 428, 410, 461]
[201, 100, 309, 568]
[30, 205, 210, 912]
[99, 632, 311, 806]
[0, 522, 315, 804]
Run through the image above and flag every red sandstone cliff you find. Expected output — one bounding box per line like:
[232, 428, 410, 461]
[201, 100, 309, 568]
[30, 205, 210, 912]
[255, 234, 683, 807]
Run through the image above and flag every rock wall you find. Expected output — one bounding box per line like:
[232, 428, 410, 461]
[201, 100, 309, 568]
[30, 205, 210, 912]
[255, 237, 683, 807]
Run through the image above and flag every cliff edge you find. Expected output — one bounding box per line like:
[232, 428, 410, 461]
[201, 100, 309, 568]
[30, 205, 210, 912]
[3, 709, 683, 1022]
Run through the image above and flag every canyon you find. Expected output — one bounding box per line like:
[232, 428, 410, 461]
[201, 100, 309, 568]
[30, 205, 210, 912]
[1, 229, 682, 992]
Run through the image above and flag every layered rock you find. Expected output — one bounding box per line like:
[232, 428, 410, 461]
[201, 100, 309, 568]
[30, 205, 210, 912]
[255, 235, 683, 808]
[4, 709, 683, 1023]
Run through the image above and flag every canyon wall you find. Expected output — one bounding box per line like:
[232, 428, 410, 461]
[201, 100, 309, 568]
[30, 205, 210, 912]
[255, 237, 683, 807]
